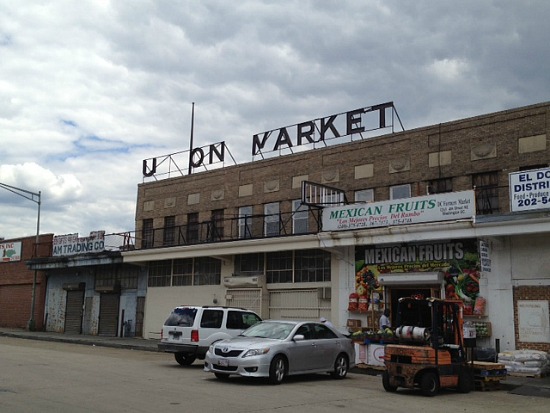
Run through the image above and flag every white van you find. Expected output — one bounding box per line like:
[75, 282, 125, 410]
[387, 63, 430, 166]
[157, 305, 262, 365]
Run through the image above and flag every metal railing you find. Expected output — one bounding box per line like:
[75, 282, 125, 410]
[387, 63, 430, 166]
[132, 209, 322, 250]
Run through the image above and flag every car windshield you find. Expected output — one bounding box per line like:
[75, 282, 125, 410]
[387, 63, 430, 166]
[164, 307, 197, 327]
[242, 322, 294, 340]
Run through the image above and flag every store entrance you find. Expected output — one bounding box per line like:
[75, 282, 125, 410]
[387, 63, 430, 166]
[387, 287, 440, 328]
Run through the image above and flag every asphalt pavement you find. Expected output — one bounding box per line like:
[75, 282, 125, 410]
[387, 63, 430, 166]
[1, 327, 549, 398]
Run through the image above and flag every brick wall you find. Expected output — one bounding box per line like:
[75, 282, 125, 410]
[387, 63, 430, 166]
[0, 234, 52, 330]
[136, 102, 550, 235]
[513, 286, 550, 353]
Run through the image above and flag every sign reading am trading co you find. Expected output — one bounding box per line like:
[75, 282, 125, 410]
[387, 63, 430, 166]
[53, 231, 105, 257]
[322, 190, 475, 231]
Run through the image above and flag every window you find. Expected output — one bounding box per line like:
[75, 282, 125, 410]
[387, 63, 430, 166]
[427, 178, 452, 194]
[148, 260, 171, 287]
[194, 257, 221, 285]
[390, 184, 411, 199]
[473, 172, 499, 215]
[163, 216, 176, 246]
[294, 249, 331, 283]
[238, 206, 253, 239]
[264, 202, 280, 237]
[186, 213, 199, 244]
[208, 209, 224, 241]
[266, 251, 293, 283]
[173, 258, 193, 286]
[226, 311, 262, 330]
[141, 219, 154, 249]
[95, 266, 138, 290]
[234, 253, 264, 276]
[354, 189, 374, 203]
[292, 199, 308, 234]
[200, 310, 223, 328]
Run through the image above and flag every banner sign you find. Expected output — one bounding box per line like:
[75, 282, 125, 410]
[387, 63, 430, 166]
[1, 241, 22, 262]
[322, 190, 475, 231]
[53, 231, 105, 257]
[509, 167, 550, 212]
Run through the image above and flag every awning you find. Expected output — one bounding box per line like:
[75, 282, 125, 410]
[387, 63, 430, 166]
[378, 271, 443, 286]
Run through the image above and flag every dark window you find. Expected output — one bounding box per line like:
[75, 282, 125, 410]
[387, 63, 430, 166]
[294, 249, 331, 283]
[163, 216, 176, 246]
[173, 258, 193, 286]
[187, 213, 199, 244]
[266, 251, 293, 283]
[142, 218, 153, 249]
[208, 209, 224, 241]
[473, 172, 499, 214]
[200, 310, 223, 328]
[194, 257, 221, 285]
[428, 178, 453, 194]
[164, 307, 197, 327]
[226, 311, 261, 330]
[148, 260, 171, 287]
[235, 253, 264, 276]
[313, 323, 338, 339]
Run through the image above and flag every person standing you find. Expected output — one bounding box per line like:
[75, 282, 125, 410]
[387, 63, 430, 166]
[379, 309, 391, 330]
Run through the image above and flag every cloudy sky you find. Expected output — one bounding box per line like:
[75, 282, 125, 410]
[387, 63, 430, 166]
[1, 1, 549, 242]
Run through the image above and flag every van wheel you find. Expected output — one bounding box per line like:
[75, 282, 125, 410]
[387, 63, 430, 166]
[175, 352, 196, 366]
[420, 372, 439, 397]
[382, 371, 398, 392]
[269, 356, 286, 384]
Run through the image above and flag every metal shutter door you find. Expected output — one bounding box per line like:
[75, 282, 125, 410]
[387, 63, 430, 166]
[98, 293, 120, 336]
[64, 290, 84, 334]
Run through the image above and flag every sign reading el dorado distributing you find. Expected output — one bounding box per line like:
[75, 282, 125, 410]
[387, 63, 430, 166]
[322, 190, 475, 231]
[509, 167, 550, 212]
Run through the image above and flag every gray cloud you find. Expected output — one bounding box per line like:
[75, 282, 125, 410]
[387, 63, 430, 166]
[1, 0, 549, 239]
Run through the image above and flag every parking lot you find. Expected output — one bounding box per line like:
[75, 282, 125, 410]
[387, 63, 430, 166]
[1, 335, 548, 413]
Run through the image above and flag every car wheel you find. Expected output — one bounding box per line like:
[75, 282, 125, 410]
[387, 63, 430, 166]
[382, 371, 398, 392]
[214, 373, 230, 381]
[457, 367, 473, 393]
[420, 371, 439, 397]
[268, 355, 286, 385]
[174, 352, 196, 366]
[330, 354, 349, 379]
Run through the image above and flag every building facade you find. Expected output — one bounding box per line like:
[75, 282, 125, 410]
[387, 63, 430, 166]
[0, 234, 52, 330]
[124, 102, 550, 352]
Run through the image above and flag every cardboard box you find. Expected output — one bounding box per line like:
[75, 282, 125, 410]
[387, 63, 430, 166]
[347, 319, 362, 328]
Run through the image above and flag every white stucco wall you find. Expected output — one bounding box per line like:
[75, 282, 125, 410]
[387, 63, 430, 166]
[142, 284, 228, 339]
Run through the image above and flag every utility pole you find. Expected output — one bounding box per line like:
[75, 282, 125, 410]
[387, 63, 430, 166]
[0, 182, 41, 331]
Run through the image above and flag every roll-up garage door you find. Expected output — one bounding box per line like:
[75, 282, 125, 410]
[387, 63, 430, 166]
[98, 293, 120, 336]
[268, 289, 330, 320]
[65, 289, 84, 334]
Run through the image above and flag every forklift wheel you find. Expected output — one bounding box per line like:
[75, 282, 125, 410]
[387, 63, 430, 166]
[382, 371, 398, 392]
[420, 372, 439, 397]
[457, 367, 473, 393]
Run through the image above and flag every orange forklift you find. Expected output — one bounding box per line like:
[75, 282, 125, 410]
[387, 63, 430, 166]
[382, 297, 474, 396]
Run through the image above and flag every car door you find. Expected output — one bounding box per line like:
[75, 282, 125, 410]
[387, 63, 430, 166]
[310, 323, 340, 370]
[287, 324, 317, 373]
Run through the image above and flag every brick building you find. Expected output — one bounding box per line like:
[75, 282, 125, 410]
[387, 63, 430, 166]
[123, 101, 550, 352]
[0, 234, 53, 330]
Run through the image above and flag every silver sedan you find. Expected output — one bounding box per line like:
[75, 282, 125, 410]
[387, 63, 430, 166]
[204, 320, 355, 384]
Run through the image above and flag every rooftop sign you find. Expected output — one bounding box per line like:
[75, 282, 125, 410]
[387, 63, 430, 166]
[1, 241, 21, 262]
[322, 190, 475, 231]
[53, 231, 105, 257]
[252, 102, 402, 158]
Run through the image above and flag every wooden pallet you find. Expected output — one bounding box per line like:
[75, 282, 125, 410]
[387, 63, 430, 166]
[475, 379, 502, 391]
